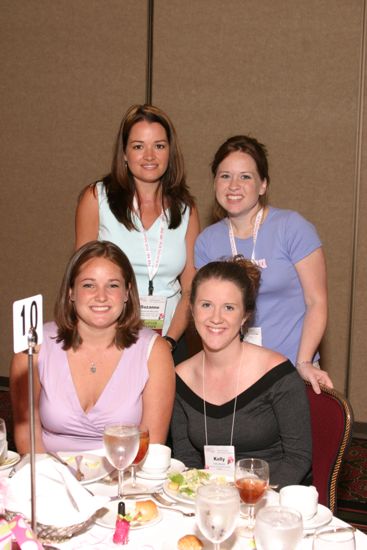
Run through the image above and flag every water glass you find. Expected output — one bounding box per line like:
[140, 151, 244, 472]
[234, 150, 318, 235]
[196, 483, 240, 550]
[313, 526, 356, 550]
[103, 424, 140, 497]
[254, 505, 303, 550]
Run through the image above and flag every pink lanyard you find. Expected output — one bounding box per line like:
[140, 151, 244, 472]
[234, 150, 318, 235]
[228, 208, 263, 261]
[134, 197, 166, 295]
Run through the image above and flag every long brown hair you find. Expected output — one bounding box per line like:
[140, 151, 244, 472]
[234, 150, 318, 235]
[54, 241, 142, 350]
[88, 104, 195, 230]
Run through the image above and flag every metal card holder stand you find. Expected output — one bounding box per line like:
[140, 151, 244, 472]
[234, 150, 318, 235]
[27, 326, 37, 532]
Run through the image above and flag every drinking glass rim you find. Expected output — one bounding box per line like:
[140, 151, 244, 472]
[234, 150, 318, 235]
[235, 457, 269, 469]
[256, 505, 303, 526]
[197, 483, 239, 500]
[104, 424, 139, 434]
[313, 525, 356, 540]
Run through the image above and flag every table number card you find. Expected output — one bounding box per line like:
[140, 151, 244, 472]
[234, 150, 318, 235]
[13, 294, 43, 353]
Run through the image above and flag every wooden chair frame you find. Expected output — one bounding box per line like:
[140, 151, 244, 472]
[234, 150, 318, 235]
[305, 381, 354, 513]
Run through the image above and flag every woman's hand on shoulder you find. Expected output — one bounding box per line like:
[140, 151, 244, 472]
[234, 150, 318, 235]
[296, 363, 333, 394]
[75, 184, 99, 249]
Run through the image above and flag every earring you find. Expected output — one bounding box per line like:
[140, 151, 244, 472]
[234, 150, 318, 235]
[239, 326, 245, 342]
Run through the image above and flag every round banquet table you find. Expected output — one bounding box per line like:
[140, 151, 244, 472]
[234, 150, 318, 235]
[52, 474, 367, 550]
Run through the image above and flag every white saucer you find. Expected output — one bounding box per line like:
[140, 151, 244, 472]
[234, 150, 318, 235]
[0, 451, 21, 471]
[303, 504, 333, 531]
[136, 458, 185, 480]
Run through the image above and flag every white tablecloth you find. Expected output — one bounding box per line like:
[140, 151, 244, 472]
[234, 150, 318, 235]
[53, 478, 367, 550]
[2, 463, 366, 549]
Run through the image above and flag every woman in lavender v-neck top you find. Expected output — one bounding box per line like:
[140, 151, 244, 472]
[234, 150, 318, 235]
[38, 322, 154, 452]
[11, 241, 175, 454]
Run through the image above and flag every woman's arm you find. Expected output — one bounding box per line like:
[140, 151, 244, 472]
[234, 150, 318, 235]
[164, 206, 200, 344]
[75, 185, 99, 249]
[10, 351, 45, 454]
[295, 247, 333, 394]
[140, 335, 175, 443]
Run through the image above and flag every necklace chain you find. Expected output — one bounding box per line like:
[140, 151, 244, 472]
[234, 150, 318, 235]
[202, 345, 243, 446]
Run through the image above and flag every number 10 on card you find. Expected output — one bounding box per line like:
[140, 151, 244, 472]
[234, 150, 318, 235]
[13, 294, 43, 353]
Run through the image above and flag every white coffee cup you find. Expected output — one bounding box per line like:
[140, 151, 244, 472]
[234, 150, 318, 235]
[279, 485, 318, 520]
[141, 444, 171, 474]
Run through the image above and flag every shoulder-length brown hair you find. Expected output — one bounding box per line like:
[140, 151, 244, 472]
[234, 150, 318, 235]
[211, 135, 270, 221]
[88, 104, 195, 230]
[54, 241, 142, 350]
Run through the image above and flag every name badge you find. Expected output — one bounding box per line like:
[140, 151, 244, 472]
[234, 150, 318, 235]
[204, 445, 235, 475]
[140, 295, 166, 335]
[244, 327, 262, 346]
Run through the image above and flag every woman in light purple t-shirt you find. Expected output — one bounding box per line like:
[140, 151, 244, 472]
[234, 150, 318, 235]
[11, 241, 175, 453]
[195, 135, 332, 394]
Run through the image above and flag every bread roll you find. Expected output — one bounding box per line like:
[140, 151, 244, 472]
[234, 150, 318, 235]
[134, 500, 158, 522]
[177, 534, 204, 549]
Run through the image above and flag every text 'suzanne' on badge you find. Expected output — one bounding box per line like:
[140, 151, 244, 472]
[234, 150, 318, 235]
[13, 294, 43, 353]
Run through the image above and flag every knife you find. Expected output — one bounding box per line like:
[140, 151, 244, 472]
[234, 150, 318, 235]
[47, 452, 79, 479]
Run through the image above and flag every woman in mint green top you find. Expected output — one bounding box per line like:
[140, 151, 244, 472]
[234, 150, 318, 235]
[75, 104, 200, 360]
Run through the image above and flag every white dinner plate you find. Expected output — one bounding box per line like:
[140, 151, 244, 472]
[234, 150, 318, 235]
[95, 500, 162, 530]
[303, 504, 333, 531]
[0, 451, 21, 471]
[136, 458, 185, 480]
[59, 452, 114, 485]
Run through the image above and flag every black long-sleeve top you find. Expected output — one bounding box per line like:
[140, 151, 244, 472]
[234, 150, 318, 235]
[170, 360, 312, 488]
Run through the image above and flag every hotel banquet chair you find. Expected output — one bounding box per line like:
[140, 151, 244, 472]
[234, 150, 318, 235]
[0, 388, 15, 451]
[304, 381, 354, 514]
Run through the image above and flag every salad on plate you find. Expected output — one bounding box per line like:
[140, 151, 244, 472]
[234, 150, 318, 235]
[166, 468, 230, 501]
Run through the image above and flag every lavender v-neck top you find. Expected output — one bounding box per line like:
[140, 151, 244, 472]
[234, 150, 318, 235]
[38, 322, 156, 452]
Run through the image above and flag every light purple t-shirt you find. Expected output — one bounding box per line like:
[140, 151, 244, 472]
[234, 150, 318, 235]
[38, 322, 156, 452]
[195, 207, 322, 364]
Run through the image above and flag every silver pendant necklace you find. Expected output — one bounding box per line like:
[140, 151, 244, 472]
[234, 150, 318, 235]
[90, 362, 97, 374]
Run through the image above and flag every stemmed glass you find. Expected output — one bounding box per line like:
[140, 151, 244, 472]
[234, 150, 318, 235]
[235, 458, 269, 535]
[313, 526, 356, 550]
[0, 419, 7, 464]
[103, 424, 140, 498]
[254, 506, 303, 549]
[195, 484, 240, 550]
[124, 426, 150, 491]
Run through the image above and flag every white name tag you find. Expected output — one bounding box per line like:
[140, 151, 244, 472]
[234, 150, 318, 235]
[13, 294, 43, 353]
[204, 445, 235, 475]
[140, 295, 166, 335]
[244, 326, 262, 346]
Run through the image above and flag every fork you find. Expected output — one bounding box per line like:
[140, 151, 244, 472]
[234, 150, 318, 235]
[156, 504, 195, 517]
[153, 492, 195, 517]
[74, 455, 85, 482]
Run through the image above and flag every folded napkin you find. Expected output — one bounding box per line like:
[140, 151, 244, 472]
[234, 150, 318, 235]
[4, 455, 109, 527]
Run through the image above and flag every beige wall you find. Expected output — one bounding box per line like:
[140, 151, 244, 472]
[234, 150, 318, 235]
[1, 1, 366, 421]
